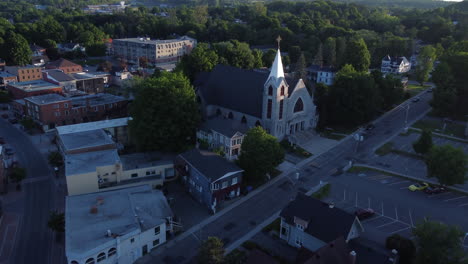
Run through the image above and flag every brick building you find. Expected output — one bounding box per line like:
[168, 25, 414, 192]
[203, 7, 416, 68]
[71, 73, 104, 94]
[0, 71, 17, 89]
[46, 58, 83, 74]
[7, 80, 63, 99]
[24, 93, 128, 130]
[5, 65, 43, 82]
[113, 36, 197, 65]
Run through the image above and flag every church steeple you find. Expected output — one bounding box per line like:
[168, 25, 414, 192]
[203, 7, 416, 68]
[269, 48, 285, 80]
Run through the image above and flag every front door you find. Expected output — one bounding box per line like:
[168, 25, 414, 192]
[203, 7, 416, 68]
[142, 245, 148, 255]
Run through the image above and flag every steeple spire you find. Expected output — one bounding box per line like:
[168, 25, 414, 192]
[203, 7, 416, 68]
[268, 45, 285, 80]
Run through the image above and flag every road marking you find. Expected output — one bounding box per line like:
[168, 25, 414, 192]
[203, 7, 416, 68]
[444, 196, 467, 202]
[458, 203, 468, 207]
[361, 216, 382, 224]
[389, 226, 411, 235]
[388, 180, 409, 186]
[395, 207, 398, 221]
[409, 209, 414, 227]
[376, 221, 397, 229]
[355, 193, 358, 207]
[191, 232, 201, 242]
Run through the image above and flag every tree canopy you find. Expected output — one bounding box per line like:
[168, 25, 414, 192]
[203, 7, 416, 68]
[425, 144, 467, 186]
[412, 129, 433, 155]
[129, 71, 201, 152]
[197, 237, 225, 264]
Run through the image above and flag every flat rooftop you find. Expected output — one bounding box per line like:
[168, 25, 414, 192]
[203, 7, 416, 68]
[71, 72, 102, 80]
[56, 117, 132, 135]
[114, 36, 194, 45]
[8, 80, 61, 92]
[24, 93, 68, 105]
[70, 93, 126, 107]
[65, 149, 120, 176]
[120, 152, 175, 171]
[0, 71, 16, 78]
[66, 185, 173, 256]
[59, 129, 115, 152]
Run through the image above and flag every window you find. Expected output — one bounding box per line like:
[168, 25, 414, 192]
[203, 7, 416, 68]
[228, 112, 233, 119]
[280, 86, 285, 96]
[231, 139, 236, 146]
[153, 239, 160, 247]
[232, 177, 238, 185]
[296, 223, 304, 231]
[85, 258, 95, 264]
[268, 86, 273, 95]
[130, 238, 135, 243]
[213, 183, 219, 190]
[279, 100, 284, 120]
[295, 235, 303, 247]
[54, 112, 60, 117]
[97, 253, 106, 262]
[65, 111, 69, 116]
[267, 99, 272, 119]
[293, 98, 304, 113]
[64, 103, 68, 108]
[154, 226, 160, 235]
[94, 106, 98, 112]
[241, 116, 247, 123]
[255, 120, 261, 127]
[237, 138, 242, 145]
[131, 173, 138, 178]
[222, 181, 228, 189]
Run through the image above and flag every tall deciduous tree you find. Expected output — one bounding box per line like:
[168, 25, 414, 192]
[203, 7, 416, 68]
[426, 145, 467, 186]
[237, 127, 284, 185]
[4, 31, 31, 66]
[48, 210, 65, 233]
[345, 38, 370, 72]
[412, 129, 433, 155]
[129, 72, 201, 152]
[323, 37, 337, 67]
[197, 237, 225, 264]
[413, 219, 467, 264]
[312, 43, 323, 66]
[177, 43, 219, 81]
[415, 45, 436, 85]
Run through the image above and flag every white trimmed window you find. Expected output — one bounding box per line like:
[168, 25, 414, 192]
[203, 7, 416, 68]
[296, 223, 304, 231]
[232, 177, 238, 185]
[222, 181, 228, 189]
[154, 226, 160, 235]
[213, 183, 219, 190]
[295, 235, 303, 247]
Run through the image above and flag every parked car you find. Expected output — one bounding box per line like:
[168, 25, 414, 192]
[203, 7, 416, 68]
[411, 97, 420, 103]
[8, 118, 18, 124]
[423, 186, 447, 194]
[408, 182, 429, 191]
[355, 208, 375, 220]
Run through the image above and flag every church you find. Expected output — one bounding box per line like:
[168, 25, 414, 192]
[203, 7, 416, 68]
[195, 49, 318, 141]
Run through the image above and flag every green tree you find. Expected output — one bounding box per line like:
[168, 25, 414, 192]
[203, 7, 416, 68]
[323, 37, 336, 66]
[345, 38, 370, 72]
[47, 210, 65, 233]
[312, 43, 323, 65]
[412, 129, 433, 155]
[415, 45, 436, 85]
[335, 37, 347, 68]
[20, 117, 35, 132]
[197, 237, 225, 264]
[294, 53, 306, 81]
[426, 145, 467, 186]
[48, 151, 63, 167]
[177, 43, 219, 81]
[413, 219, 467, 264]
[262, 49, 277, 67]
[129, 72, 201, 152]
[288, 46, 302, 65]
[237, 127, 284, 185]
[4, 31, 31, 66]
[10, 167, 26, 183]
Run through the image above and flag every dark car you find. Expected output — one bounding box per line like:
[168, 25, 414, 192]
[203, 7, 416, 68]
[411, 97, 420, 103]
[8, 118, 18, 124]
[423, 186, 447, 195]
[355, 208, 375, 220]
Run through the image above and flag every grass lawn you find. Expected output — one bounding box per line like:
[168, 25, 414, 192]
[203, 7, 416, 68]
[280, 140, 312, 158]
[320, 131, 347, 140]
[311, 183, 331, 199]
[375, 142, 394, 156]
[262, 218, 281, 233]
[412, 119, 466, 138]
[406, 84, 430, 96]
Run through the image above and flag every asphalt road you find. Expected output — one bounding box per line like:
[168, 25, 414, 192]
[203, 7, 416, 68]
[138, 90, 435, 264]
[0, 118, 54, 264]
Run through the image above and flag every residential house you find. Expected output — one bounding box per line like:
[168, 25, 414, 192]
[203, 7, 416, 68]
[113, 36, 197, 65]
[5, 65, 43, 82]
[30, 44, 46, 56]
[306, 65, 337, 86]
[7, 80, 62, 99]
[0, 71, 17, 89]
[196, 49, 317, 140]
[71, 72, 105, 94]
[42, 69, 77, 92]
[23, 93, 128, 130]
[65, 149, 174, 195]
[279, 193, 363, 251]
[30, 44, 49, 66]
[65, 185, 173, 264]
[58, 43, 86, 53]
[56, 117, 132, 146]
[381, 56, 411, 74]
[175, 149, 243, 213]
[111, 66, 132, 87]
[196, 117, 248, 160]
[46, 58, 83, 74]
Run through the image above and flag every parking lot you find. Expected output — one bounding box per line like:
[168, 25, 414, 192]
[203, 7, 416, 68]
[326, 171, 468, 247]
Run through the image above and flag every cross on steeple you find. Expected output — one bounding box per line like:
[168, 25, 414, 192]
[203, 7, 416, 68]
[276, 36, 282, 49]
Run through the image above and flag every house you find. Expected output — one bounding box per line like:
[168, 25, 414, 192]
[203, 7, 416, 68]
[196, 117, 249, 160]
[279, 193, 363, 251]
[30, 44, 46, 56]
[42, 69, 77, 92]
[306, 65, 337, 86]
[65, 185, 173, 264]
[58, 43, 86, 53]
[5, 65, 43, 82]
[196, 49, 317, 141]
[7, 80, 62, 99]
[297, 237, 355, 264]
[71, 72, 105, 94]
[23, 93, 128, 130]
[31, 55, 49, 67]
[56, 117, 132, 146]
[65, 148, 174, 195]
[381, 56, 411, 74]
[175, 149, 243, 213]
[46, 58, 83, 74]
[0, 71, 17, 88]
[111, 66, 132, 87]
[57, 129, 116, 155]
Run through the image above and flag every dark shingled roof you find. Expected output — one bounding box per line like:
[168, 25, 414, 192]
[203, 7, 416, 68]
[179, 148, 243, 182]
[199, 117, 249, 138]
[47, 58, 81, 69]
[303, 237, 353, 264]
[280, 193, 357, 243]
[45, 69, 74, 82]
[197, 64, 269, 118]
[306, 65, 336, 73]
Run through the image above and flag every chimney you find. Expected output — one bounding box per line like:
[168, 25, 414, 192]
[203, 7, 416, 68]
[107, 229, 112, 237]
[349, 250, 357, 264]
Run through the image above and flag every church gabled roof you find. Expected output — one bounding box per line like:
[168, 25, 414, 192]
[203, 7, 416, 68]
[196, 65, 268, 118]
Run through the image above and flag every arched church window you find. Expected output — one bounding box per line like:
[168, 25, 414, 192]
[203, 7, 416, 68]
[228, 112, 233, 119]
[255, 120, 262, 127]
[241, 116, 247, 123]
[268, 86, 273, 96]
[280, 86, 285, 96]
[294, 98, 304, 113]
[216, 109, 221, 116]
